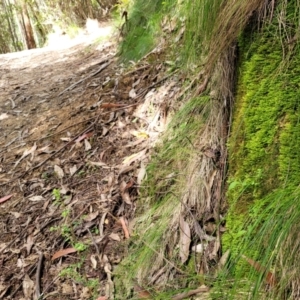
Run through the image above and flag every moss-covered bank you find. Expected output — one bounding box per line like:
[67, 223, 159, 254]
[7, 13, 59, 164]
[223, 1, 300, 298]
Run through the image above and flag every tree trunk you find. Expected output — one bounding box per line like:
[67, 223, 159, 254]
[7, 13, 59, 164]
[20, 1, 36, 49]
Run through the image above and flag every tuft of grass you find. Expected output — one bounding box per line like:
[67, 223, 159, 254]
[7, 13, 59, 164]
[115, 91, 230, 297]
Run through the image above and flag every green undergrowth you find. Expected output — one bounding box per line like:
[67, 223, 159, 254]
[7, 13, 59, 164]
[221, 1, 300, 298]
[118, 0, 225, 70]
[116, 0, 300, 298]
[118, 0, 174, 62]
[115, 96, 212, 298]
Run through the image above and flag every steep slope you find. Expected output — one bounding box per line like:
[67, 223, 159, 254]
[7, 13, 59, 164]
[116, 0, 300, 299]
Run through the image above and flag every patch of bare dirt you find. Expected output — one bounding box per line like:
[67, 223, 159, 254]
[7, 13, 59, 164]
[0, 27, 180, 299]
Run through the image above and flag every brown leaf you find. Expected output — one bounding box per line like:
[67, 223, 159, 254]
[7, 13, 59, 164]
[84, 211, 99, 222]
[75, 132, 94, 143]
[119, 180, 127, 193]
[54, 165, 64, 178]
[134, 284, 152, 299]
[96, 296, 108, 300]
[119, 217, 130, 239]
[242, 255, 276, 286]
[0, 194, 13, 204]
[122, 149, 147, 166]
[14, 143, 37, 169]
[125, 178, 135, 190]
[51, 247, 77, 261]
[121, 191, 132, 205]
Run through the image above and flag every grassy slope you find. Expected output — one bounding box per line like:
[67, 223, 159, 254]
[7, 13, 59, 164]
[116, 0, 300, 298]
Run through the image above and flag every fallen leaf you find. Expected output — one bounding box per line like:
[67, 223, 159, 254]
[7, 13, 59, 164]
[96, 297, 108, 300]
[51, 247, 77, 260]
[84, 211, 99, 222]
[14, 143, 37, 168]
[119, 217, 130, 239]
[90, 255, 97, 269]
[118, 165, 135, 176]
[119, 181, 127, 192]
[121, 191, 132, 205]
[137, 162, 146, 185]
[242, 255, 276, 286]
[70, 165, 77, 176]
[134, 284, 152, 299]
[0, 113, 9, 120]
[179, 216, 191, 264]
[25, 235, 34, 255]
[88, 161, 109, 168]
[84, 139, 92, 151]
[109, 233, 121, 241]
[60, 137, 71, 142]
[125, 179, 135, 189]
[61, 282, 73, 294]
[10, 211, 21, 218]
[218, 249, 230, 270]
[129, 88, 137, 98]
[54, 165, 64, 178]
[131, 130, 149, 139]
[122, 149, 147, 166]
[28, 195, 46, 201]
[0, 194, 13, 204]
[37, 144, 52, 154]
[22, 274, 34, 299]
[75, 132, 94, 143]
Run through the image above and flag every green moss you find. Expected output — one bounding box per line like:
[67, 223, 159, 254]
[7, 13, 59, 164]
[223, 1, 300, 298]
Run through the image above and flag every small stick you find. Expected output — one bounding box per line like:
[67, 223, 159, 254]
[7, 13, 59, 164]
[36, 252, 44, 299]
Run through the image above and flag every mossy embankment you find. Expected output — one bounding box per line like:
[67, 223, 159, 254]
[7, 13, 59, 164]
[223, 1, 300, 298]
[115, 0, 300, 299]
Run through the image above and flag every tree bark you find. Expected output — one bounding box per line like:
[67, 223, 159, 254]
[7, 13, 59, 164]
[20, 1, 36, 49]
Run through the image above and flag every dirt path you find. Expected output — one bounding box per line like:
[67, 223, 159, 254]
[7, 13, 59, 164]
[0, 26, 179, 299]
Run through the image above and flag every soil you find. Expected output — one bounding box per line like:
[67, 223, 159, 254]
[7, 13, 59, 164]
[0, 24, 179, 300]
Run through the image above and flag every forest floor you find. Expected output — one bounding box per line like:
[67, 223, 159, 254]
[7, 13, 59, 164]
[0, 21, 180, 299]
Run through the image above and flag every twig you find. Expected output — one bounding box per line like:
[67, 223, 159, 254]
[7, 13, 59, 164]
[135, 71, 177, 100]
[38, 275, 60, 299]
[36, 252, 44, 299]
[123, 64, 150, 77]
[88, 229, 100, 255]
[58, 60, 110, 96]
